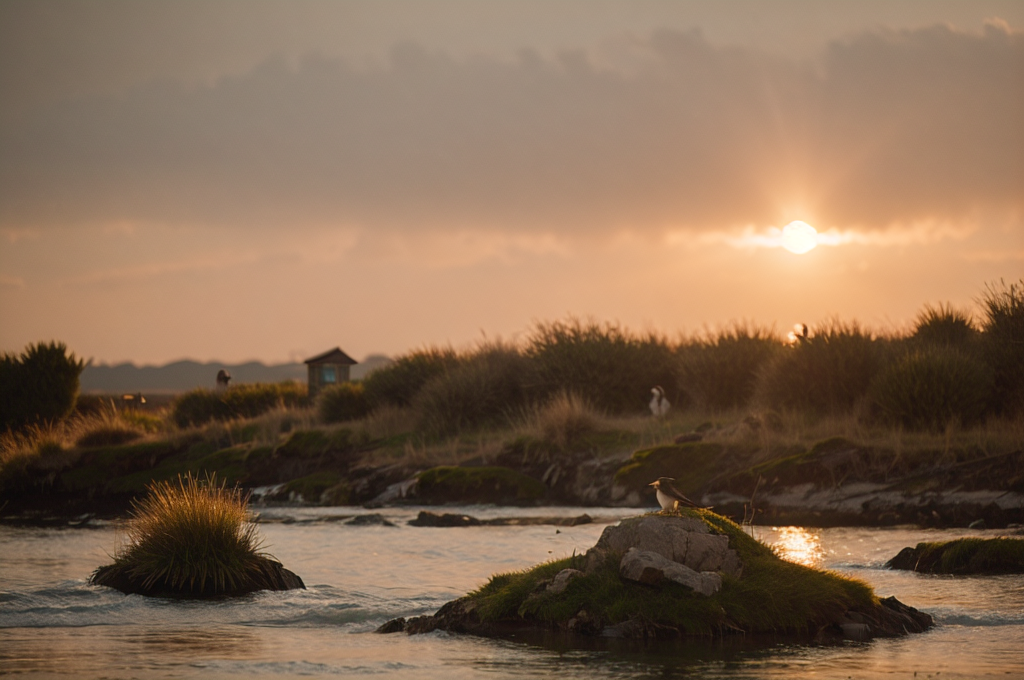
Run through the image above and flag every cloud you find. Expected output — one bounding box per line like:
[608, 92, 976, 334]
[1, 23, 1020, 237]
[0, 274, 26, 289]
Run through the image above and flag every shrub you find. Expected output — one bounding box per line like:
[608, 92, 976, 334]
[94, 474, 272, 595]
[171, 382, 308, 428]
[412, 343, 530, 436]
[525, 318, 678, 415]
[361, 347, 461, 409]
[678, 324, 782, 411]
[526, 391, 603, 451]
[911, 303, 978, 349]
[756, 320, 886, 416]
[869, 347, 993, 431]
[979, 278, 1024, 415]
[317, 383, 370, 424]
[0, 341, 85, 433]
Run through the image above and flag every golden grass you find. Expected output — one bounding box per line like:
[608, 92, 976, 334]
[108, 473, 269, 593]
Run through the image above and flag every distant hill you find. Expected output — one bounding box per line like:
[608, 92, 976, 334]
[81, 355, 392, 394]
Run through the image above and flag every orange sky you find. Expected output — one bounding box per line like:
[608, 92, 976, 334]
[1, 1, 1022, 365]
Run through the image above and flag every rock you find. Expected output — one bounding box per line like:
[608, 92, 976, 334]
[885, 546, 920, 570]
[839, 621, 873, 641]
[673, 433, 703, 444]
[375, 617, 407, 634]
[586, 515, 743, 578]
[619, 548, 722, 596]
[408, 511, 481, 527]
[877, 596, 933, 634]
[90, 557, 305, 598]
[345, 513, 396, 526]
[547, 568, 583, 594]
[367, 478, 419, 506]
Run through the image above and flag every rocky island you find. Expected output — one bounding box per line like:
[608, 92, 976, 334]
[379, 510, 933, 643]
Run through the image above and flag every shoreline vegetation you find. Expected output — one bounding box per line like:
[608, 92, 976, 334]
[1, 279, 1022, 527]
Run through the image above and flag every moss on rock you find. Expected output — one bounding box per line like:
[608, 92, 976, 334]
[886, 537, 1024, 574]
[613, 443, 727, 497]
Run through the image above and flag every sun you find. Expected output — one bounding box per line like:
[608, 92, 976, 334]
[781, 221, 818, 254]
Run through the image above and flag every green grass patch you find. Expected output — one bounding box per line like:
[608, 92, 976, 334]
[909, 538, 1024, 574]
[416, 466, 546, 504]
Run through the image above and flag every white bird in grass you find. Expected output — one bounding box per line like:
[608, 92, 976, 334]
[649, 386, 670, 417]
[649, 477, 701, 512]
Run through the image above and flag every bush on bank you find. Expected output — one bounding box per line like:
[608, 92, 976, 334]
[171, 382, 308, 428]
[0, 341, 85, 434]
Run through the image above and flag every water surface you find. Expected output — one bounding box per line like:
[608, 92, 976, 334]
[2, 507, 1022, 679]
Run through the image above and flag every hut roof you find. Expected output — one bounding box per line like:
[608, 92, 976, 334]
[304, 347, 358, 366]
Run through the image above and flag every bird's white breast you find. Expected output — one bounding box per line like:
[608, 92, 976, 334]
[655, 488, 678, 511]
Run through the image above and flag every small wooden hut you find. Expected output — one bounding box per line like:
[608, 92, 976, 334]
[304, 347, 358, 399]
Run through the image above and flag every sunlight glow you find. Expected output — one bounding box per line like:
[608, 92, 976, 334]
[781, 221, 818, 254]
[772, 526, 825, 567]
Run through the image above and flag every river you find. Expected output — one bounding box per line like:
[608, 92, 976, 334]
[2, 506, 1022, 679]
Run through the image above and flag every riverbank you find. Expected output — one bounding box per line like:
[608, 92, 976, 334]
[2, 407, 1021, 529]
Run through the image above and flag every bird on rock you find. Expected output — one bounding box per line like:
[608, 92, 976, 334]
[649, 477, 700, 512]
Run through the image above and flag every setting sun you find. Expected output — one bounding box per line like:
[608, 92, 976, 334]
[781, 221, 818, 254]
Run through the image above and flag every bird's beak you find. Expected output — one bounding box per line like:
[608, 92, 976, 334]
[648, 482, 656, 487]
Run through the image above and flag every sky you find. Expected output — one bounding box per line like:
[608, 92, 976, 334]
[1, 1, 1022, 366]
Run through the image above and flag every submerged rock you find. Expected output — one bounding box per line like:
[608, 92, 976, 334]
[91, 556, 305, 598]
[408, 511, 482, 527]
[345, 513, 396, 526]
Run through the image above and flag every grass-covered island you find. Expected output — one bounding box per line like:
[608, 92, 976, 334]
[379, 509, 933, 643]
[886, 537, 1024, 575]
[90, 474, 304, 598]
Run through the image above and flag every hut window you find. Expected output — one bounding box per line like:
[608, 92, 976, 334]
[321, 366, 337, 383]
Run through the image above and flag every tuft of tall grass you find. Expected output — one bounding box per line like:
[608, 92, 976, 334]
[525, 318, 678, 415]
[171, 382, 308, 428]
[412, 342, 530, 437]
[979, 278, 1024, 415]
[756, 320, 886, 417]
[317, 383, 370, 424]
[361, 346, 461, 409]
[96, 474, 272, 594]
[521, 391, 604, 451]
[868, 347, 993, 431]
[911, 303, 978, 349]
[678, 324, 783, 411]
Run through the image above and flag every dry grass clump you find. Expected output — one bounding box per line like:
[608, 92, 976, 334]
[525, 391, 604, 450]
[171, 382, 308, 428]
[678, 323, 782, 411]
[317, 382, 370, 424]
[525, 318, 678, 414]
[101, 474, 271, 594]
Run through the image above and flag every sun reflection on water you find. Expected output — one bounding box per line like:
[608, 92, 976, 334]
[770, 526, 826, 567]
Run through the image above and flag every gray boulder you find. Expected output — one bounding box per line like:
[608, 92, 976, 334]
[586, 515, 743, 578]
[619, 548, 722, 596]
[547, 568, 583, 594]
